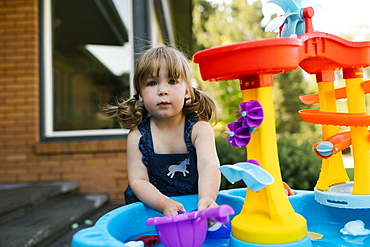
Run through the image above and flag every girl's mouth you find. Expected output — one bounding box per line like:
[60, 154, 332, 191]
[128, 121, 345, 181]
[158, 101, 170, 106]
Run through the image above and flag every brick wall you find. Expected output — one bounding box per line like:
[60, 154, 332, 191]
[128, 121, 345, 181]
[0, 0, 128, 202]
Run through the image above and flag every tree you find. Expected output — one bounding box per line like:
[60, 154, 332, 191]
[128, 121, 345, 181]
[192, 0, 276, 126]
[274, 69, 319, 138]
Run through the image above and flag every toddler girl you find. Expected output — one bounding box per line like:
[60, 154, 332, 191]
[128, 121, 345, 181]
[108, 45, 220, 215]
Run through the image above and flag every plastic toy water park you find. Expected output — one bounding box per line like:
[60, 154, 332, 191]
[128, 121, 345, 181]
[72, 0, 370, 246]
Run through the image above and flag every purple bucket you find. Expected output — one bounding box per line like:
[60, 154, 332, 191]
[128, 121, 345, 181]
[146, 205, 234, 247]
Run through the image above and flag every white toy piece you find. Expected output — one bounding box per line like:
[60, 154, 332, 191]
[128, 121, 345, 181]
[340, 220, 370, 236]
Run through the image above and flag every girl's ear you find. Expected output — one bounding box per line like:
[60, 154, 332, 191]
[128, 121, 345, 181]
[184, 88, 190, 99]
[138, 94, 143, 101]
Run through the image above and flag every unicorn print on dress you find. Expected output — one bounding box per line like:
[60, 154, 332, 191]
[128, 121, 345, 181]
[167, 157, 190, 179]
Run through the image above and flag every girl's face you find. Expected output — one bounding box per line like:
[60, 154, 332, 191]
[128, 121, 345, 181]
[140, 66, 190, 120]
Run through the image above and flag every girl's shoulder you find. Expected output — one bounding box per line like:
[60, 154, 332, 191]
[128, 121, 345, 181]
[191, 120, 215, 147]
[192, 119, 213, 135]
[127, 127, 142, 152]
[128, 127, 141, 140]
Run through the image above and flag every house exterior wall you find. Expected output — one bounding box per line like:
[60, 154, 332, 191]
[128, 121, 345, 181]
[0, 0, 127, 202]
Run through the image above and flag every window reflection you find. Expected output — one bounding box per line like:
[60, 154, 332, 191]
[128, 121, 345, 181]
[51, 0, 130, 131]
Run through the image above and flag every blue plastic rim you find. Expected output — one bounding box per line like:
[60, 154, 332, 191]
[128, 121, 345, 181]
[229, 235, 312, 247]
[314, 182, 370, 209]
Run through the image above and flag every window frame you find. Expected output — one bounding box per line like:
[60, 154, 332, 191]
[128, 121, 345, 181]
[39, 0, 133, 141]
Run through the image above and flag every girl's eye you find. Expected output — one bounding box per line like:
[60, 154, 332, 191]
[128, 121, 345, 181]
[168, 79, 177, 85]
[147, 81, 157, 86]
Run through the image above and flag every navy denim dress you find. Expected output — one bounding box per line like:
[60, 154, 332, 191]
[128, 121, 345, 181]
[124, 116, 199, 204]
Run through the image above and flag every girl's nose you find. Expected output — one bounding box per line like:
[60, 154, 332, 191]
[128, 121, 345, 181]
[158, 85, 169, 96]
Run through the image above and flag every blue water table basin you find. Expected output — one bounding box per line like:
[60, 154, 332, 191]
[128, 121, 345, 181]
[72, 188, 370, 247]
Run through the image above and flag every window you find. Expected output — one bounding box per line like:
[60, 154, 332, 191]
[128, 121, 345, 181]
[40, 0, 133, 139]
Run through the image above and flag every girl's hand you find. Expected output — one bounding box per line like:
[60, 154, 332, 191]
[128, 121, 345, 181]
[198, 196, 218, 211]
[161, 198, 186, 215]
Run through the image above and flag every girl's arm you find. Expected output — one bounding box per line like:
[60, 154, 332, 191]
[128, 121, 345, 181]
[127, 128, 185, 215]
[192, 121, 221, 210]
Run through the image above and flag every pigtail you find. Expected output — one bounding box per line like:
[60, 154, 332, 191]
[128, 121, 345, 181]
[103, 96, 148, 130]
[183, 88, 218, 122]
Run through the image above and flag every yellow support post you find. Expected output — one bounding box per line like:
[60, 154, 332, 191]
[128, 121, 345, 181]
[315, 71, 349, 191]
[231, 74, 308, 245]
[343, 67, 370, 195]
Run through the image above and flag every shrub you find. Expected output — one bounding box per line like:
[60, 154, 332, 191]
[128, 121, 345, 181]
[278, 135, 321, 190]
